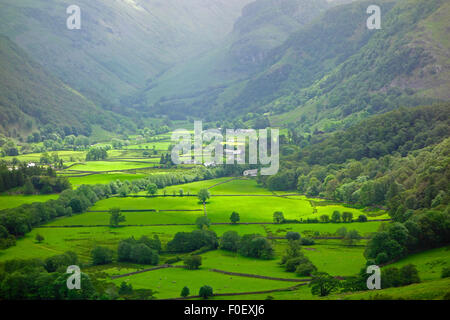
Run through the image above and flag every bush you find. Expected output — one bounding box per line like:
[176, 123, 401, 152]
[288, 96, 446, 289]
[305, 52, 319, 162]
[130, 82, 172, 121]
[273, 211, 285, 224]
[130, 244, 159, 265]
[117, 236, 160, 265]
[220, 230, 240, 252]
[199, 285, 213, 299]
[196, 216, 211, 229]
[331, 211, 341, 223]
[375, 252, 389, 264]
[184, 255, 202, 270]
[165, 256, 182, 265]
[181, 286, 190, 298]
[167, 230, 218, 253]
[381, 264, 420, 288]
[442, 267, 450, 278]
[285, 256, 308, 272]
[238, 234, 274, 259]
[301, 237, 315, 245]
[44, 251, 78, 273]
[91, 246, 114, 265]
[118, 282, 133, 295]
[296, 262, 317, 277]
[358, 214, 368, 222]
[286, 232, 301, 241]
[230, 211, 240, 224]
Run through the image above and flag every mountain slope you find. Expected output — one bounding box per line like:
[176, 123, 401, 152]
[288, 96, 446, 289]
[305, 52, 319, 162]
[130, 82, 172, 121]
[0, 35, 124, 137]
[135, 0, 330, 118]
[0, 0, 252, 106]
[269, 0, 450, 130]
[138, 0, 450, 131]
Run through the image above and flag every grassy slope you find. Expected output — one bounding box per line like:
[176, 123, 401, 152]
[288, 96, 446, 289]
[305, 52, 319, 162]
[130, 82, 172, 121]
[271, 0, 450, 128]
[0, 0, 252, 105]
[141, 0, 330, 114]
[0, 35, 108, 134]
[0, 194, 59, 210]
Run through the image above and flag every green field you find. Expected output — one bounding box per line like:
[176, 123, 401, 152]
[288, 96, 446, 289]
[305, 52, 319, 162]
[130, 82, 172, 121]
[45, 210, 204, 226]
[209, 178, 274, 195]
[91, 196, 202, 211]
[0, 194, 59, 210]
[384, 246, 450, 281]
[0, 226, 197, 262]
[68, 173, 149, 188]
[199, 250, 298, 279]
[66, 161, 159, 172]
[108, 267, 297, 299]
[207, 195, 313, 222]
[2, 164, 439, 301]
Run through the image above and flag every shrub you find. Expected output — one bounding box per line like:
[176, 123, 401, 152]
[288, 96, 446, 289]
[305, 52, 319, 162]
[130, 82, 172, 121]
[285, 256, 308, 272]
[167, 230, 218, 253]
[220, 230, 240, 252]
[301, 237, 315, 245]
[381, 264, 420, 288]
[296, 262, 317, 276]
[273, 211, 285, 224]
[184, 255, 202, 270]
[375, 252, 389, 264]
[238, 234, 274, 259]
[199, 285, 213, 299]
[91, 246, 114, 265]
[230, 211, 240, 224]
[286, 232, 301, 241]
[181, 286, 190, 298]
[118, 282, 133, 295]
[331, 211, 341, 223]
[358, 214, 368, 222]
[196, 216, 211, 229]
[442, 267, 450, 278]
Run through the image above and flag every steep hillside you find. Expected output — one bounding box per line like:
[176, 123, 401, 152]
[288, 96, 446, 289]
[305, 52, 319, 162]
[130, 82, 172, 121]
[296, 103, 450, 165]
[138, 0, 450, 131]
[136, 0, 330, 119]
[269, 0, 450, 130]
[0, 36, 125, 137]
[0, 0, 252, 106]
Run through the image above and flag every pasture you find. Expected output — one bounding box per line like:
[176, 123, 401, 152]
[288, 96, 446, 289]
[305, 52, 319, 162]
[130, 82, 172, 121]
[384, 246, 450, 281]
[0, 194, 59, 210]
[108, 267, 297, 299]
[68, 172, 148, 188]
[66, 161, 158, 172]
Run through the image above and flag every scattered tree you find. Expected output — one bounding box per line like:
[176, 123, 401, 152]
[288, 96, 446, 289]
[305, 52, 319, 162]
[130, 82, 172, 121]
[196, 216, 211, 229]
[35, 234, 44, 243]
[109, 207, 126, 227]
[184, 255, 202, 270]
[230, 211, 240, 224]
[309, 272, 340, 297]
[220, 230, 240, 252]
[181, 286, 190, 298]
[147, 183, 158, 196]
[91, 246, 114, 265]
[198, 189, 210, 203]
[273, 211, 285, 224]
[199, 285, 213, 299]
[331, 211, 341, 223]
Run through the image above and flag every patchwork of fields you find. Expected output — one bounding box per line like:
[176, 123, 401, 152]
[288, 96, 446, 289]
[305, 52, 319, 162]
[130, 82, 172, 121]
[0, 173, 393, 299]
[1, 137, 446, 301]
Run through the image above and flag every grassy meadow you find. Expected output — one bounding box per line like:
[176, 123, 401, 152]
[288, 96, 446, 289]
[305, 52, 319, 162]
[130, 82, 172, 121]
[1, 138, 447, 301]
